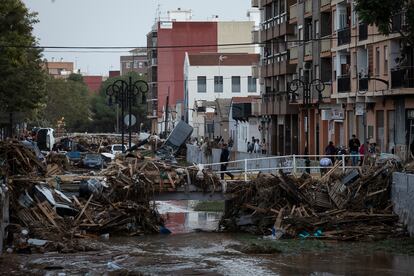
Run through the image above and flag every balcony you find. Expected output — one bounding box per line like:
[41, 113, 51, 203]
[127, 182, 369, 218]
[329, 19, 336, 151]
[289, 4, 298, 23]
[391, 68, 414, 89]
[252, 30, 260, 43]
[305, 41, 312, 57]
[305, 0, 312, 15]
[337, 27, 351, 46]
[320, 38, 331, 53]
[251, 0, 259, 8]
[359, 78, 368, 91]
[359, 23, 368, 41]
[337, 75, 351, 93]
[289, 46, 298, 60]
[321, 0, 331, 7]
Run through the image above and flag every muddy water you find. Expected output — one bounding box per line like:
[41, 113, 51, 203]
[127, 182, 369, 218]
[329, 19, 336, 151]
[1, 201, 414, 275]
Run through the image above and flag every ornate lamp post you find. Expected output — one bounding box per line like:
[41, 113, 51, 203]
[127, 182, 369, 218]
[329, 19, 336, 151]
[288, 79, 325, 168]
[106, 76, 148, 152]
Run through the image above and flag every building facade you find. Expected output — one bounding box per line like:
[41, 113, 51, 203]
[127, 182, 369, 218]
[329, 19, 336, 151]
[120, 48, 148, 77]
[184, 52, 260, 133]
[44, 60, 74, 79]
[146, 8, 259, 134]
[253, 0, 414, 160]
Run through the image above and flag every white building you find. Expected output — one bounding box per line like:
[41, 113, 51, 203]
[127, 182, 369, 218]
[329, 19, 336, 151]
[184, 52, 260, 134]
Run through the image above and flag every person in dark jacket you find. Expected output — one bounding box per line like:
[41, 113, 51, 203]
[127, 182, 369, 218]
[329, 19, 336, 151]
[325, 141, 337, 164]
[220, 143, 234, 180]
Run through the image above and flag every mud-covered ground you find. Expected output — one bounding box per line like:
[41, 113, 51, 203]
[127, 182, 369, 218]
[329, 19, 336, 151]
[1, 201, 414, 275]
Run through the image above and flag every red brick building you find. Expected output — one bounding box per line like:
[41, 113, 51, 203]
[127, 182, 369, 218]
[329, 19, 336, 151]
[83, 76, 103, 95]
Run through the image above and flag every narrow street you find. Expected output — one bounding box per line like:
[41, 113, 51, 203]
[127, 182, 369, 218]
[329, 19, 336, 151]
[1, 201, 414, 275]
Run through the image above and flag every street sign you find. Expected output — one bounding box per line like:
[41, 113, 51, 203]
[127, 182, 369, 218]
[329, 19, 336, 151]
[124, 114, 136, 126]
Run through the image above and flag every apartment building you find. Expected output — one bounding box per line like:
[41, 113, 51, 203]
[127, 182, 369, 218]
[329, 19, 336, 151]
[146, 8, 259, 134]
[43, 60, 74, 79]
[253, 0, 299, 156]
[120, 48, 148, 77]
[254, 0, 414, 159]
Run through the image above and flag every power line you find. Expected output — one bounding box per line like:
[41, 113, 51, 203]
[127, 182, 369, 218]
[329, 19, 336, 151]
[0, 31, 402, 50]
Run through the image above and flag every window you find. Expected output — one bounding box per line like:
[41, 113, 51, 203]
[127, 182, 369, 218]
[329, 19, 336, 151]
[197, 76, 206, 93]
[375, 47, 380, 76]
[214, 76, 223, 92]
[232, 76, 241, 93]
[384, 46, 388, 75]
[248, 76, 257, 92]
[126, 62, 131, 69]
[139, 62, 143, 68]
[315, 20, 320, 38]
[133, 61, 138, 68]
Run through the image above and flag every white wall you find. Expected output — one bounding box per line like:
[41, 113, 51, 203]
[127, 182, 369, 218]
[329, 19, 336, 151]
[185, 64, 260, 127]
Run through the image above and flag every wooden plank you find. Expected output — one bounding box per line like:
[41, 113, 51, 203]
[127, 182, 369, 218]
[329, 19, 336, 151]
[75, 194, 93, 223]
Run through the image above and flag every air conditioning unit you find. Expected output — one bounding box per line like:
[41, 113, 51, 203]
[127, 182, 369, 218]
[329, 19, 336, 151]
[303, 61, 312, 71]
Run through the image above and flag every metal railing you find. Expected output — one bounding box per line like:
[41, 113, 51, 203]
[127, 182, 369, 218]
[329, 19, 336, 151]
[337, 75, 351, 92]
[305, 41, 312, 56]
[337, 27, 351, 46]
[200, 154, 361, 181]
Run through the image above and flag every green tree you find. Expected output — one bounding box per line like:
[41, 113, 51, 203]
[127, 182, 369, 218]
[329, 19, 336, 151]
[42, 78, 90, 132]
[0, 0, 46, 134]
[68, 73, 84, 83]
[90, 72, 148, 133]
[355, 0, 414, 45]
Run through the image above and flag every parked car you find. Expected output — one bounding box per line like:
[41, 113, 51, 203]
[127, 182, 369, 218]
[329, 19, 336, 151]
[82, 153, 104, 169]
[34, 128, 55, 151]
[110, 144, 127, 155]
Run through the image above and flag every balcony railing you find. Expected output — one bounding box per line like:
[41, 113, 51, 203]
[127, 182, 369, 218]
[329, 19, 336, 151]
[320, 37, 331, 53]
[337, 75, 351, 93]
[290, 4, 298, 21]
[337, 27, 351, 46]
[391, 68, 414, 88]
[305, 0, 312, 14]
[359, 23, 368, 41]
[305, 41, 312, 56]
[392, 12, 407, 32]
[290, 46, 298, 59]
[359, 78, 368, 91]
[321, 0, 331, 7]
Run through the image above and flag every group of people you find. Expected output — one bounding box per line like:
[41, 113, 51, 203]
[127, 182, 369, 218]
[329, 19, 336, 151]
[247, 136, 267, 155]
[322, 135, 380, 169]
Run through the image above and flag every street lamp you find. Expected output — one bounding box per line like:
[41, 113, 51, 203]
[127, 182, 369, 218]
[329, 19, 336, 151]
[106, 76, 148, 152]
[288, 78, 325, 159]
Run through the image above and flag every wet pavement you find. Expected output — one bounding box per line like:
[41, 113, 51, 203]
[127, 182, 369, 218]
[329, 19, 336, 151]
[1, 201, 414, 275]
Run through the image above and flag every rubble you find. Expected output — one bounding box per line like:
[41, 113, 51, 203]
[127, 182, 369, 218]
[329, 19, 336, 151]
[0, 141, 166, 253]
[220, 160, 407, 241]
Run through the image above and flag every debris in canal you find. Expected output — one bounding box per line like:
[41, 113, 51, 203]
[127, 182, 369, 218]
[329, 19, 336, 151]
[220, 160, 407, 241]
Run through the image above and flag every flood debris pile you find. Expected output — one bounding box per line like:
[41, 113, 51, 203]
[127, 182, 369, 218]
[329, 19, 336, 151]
[220, 161, 406, 241]
[0, 141, 165, 253]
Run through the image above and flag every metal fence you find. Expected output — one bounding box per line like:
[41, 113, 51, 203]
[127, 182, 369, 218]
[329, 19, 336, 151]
[186, 144, 360, 181]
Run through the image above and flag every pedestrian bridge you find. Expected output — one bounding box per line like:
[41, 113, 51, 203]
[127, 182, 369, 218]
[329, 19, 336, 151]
[153, 153, 361, 201]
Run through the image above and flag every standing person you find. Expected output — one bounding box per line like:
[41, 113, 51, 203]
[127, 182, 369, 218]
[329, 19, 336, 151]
[359, 141, 366, 166]
[247, 141, 252, 153]
[348, 134, 361, 166]
[325, 141, 337, 164]
[254, 139, 261, 154]
[228, 137, 234, 151]
[220, 143, 234, 180]
[261, 138, 267, 155]
[368, 139, 378, 166]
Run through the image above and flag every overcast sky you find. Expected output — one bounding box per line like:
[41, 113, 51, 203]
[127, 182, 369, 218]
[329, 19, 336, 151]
[23, 0, 252, 76]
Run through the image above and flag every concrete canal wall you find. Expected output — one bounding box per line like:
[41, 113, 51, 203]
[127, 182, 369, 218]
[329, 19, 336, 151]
[392, 172, 414, 236]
